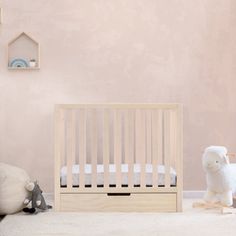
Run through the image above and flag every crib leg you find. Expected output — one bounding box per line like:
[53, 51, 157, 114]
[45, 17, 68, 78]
[176, 192, 183, 212]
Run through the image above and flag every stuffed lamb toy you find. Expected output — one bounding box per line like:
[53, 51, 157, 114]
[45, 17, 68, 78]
[202, 146, 236, 206]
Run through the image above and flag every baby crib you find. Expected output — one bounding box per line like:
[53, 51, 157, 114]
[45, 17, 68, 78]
[54, 104, 183, 212]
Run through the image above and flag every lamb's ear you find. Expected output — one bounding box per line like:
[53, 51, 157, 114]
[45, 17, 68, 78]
[223, 154, 230, 164]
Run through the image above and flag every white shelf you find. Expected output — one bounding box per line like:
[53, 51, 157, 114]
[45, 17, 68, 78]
[8, 67, 40, 70]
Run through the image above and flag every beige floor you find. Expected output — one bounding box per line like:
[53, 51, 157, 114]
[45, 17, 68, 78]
[0, 199, 236, 236]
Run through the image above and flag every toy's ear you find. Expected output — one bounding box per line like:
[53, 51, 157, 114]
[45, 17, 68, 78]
[223, 154, 230, 164]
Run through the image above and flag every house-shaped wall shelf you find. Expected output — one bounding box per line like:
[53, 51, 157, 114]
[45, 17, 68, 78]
[8, 32, 40, 70]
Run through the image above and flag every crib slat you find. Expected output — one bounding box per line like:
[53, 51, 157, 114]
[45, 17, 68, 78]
[60, 109, 66, 169]
[135, 109, 146, 188]
[67, 110, 76, 190]
[140, 111, 146, 188]
[146, 110, 152, 164]
[130, 110, 135, 188]
[151, 110, 158, 187]
[72, 111, 76, 188]
[103, 109, 110, 188]
[170, 110, 176, 172]
[157, 110, 163, 186]
[125, 110, 134, 188]
[91, 109, 97, 189]
[66, 111, 72, 189]
[79, 109, 86, 189]
[152, 110, 163, 188]
[164, 110, 171, 187]
[114, 110, 122, 188]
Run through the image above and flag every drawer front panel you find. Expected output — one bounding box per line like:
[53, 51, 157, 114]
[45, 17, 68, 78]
[60, 193, 176, 212]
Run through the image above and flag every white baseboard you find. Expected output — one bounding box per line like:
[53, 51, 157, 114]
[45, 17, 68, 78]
[183, 191, 205, 199]
[43, 193, 53, 200]
[44, 191, 205, 199]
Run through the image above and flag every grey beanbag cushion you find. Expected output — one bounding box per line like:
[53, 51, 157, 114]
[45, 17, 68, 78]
[0, 163, 30, 214]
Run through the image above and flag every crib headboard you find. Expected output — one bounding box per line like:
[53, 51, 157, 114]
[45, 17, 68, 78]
[54, 104, 183, 198]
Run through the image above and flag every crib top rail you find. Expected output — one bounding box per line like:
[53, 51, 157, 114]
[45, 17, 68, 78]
[55, 103, 181, 110]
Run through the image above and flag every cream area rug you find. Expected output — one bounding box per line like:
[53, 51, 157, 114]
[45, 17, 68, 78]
[0, 199, 236, 236]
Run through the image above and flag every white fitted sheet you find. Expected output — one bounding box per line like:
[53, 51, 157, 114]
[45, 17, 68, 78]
[60, 164, 176, 186]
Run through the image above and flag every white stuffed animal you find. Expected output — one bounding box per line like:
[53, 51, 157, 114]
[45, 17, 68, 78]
[202, 146, 236, 206]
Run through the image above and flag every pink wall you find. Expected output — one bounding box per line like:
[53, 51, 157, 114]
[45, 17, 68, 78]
[0, 0, 236, 192]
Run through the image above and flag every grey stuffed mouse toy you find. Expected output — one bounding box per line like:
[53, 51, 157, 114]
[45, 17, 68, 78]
[23, 181, 52, 214]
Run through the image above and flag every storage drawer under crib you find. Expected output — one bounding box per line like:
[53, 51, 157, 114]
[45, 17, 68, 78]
[59, 193, 177, 212]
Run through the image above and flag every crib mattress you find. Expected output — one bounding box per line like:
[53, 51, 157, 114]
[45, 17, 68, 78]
[60, 164, 177, 187]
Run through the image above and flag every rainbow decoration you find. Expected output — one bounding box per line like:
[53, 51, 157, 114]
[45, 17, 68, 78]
[9, 58, 29, 68]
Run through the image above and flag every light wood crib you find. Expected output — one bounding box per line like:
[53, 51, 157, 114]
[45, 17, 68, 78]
[54, 104, 183, 212]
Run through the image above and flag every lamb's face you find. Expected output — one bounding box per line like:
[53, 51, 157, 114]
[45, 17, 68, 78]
[202, 152, 227, 173]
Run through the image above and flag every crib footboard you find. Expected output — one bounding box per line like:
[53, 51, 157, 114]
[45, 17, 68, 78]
[54, 104, 183, 212]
